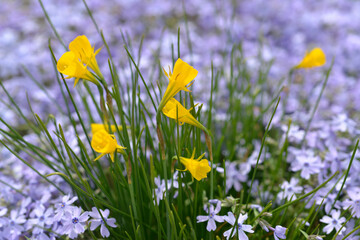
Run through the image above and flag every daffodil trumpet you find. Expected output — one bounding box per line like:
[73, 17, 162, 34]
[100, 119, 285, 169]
[175, 149, 211, 181]
[57, 51, 99, 87]
[69, 35, 104, 79]
[294, 47, 326, 69]
[162, 98, 208, 132]
[91, 129, 126, 162]
[156, 58, 198, 116]
[91, 123, 123, 135]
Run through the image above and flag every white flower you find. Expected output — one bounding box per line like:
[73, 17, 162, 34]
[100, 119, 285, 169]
[223, 212, 254, 240]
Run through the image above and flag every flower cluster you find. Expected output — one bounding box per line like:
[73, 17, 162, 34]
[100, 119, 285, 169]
[0, 193, 116, 239]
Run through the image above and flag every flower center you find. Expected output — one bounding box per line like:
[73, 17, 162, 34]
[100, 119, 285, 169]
[332, 219, 338, 225]
[9, 220, 15, 227]
[209, 213, 214, 219]
[61, 203, 65, 208]
[72, 217, 79, 224]
[39, 216, 45, 222]
[238, 223, 243, 230]
[304, 162, 310, 167]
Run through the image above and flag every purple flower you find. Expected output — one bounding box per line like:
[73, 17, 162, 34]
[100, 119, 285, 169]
[4, 210, 26, 237]
[273, 225, 287, 240]
[342, 189, 360, 218]
[320, 210, 346, 235]
[28, 204, 54, 234]
[153, 176, 166, 204]
[196, 200, 224, 232]
[53, 195, 78, 221]
[315, 193, 338, 214]
[59, 207, 89, 239]
[0, 207, 7, 217]
[279, 178, 303, 201]
[291, 151, 323, 179]
[335, 219, 360, 240]
[224, 161, 250, 193]
[223, 212, 254, 240]
[89, 207, 117, 238]
[30, 232, 51, 240]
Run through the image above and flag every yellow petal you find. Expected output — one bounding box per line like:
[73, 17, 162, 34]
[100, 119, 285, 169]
[91, 123, 120, 135]
[162, 98, 206, 131]
[94, 153, 106, 161]
[69, 35, 93, 64]
[69, 35, 103, 77]
[110, 152, 115, 162]
[57, 51, 77, 76]
[171, 58, 198, 86]
[91, 130, 118, 153]
[158, 59, 198, 111]
[57, 51, 98, 86]
[295, 48, 326, 69]
[180, 155, 211, 181]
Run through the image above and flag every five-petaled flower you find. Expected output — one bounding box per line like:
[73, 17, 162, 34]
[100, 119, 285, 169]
[295, 48, 326, 69]
[196, 200, 224, 232]
[89, 207, 117, 238]
[223, 212, 254, 240]
[179, 149, 211, 181]
[158, 58, 198, 112]
[91, 129, 126, 162]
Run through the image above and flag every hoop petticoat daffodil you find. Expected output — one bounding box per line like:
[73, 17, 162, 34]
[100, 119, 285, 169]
[295, 48, 326, 69]
[179, 150, 211, 181]
[69, 35, 103, 78]
[91, 129, 126, 162]
[91, 123, 122, 135]
[57, 51, 98, 87]
[162, 98, 207, 131]
[157, 58, 198, 113]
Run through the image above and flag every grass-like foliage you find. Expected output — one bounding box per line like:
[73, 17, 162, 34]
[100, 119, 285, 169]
[0, 1, 359, 240]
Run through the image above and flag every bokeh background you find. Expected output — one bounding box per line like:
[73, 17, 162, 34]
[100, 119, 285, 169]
[2, 0, 360, 124]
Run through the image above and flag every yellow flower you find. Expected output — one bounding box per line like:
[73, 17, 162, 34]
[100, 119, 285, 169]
[295, 48, 326, 69]
[162, 98, 206, 131]
[91, 123, 122, 135]
[179, 151, 211, 181]
[91, 129, 126, 162]
[69, 35, 103, 78]
[158, 58, 198, 112]
[57, 51, 98, 87]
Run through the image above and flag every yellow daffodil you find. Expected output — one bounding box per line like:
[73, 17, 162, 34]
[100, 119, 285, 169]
[162, 98, 206, 131]
[179, 150, 211, 181]
[91, 129, 126, 162]
[57, 51, 98, 87]
[69, 35, 103, 78]
[158, 58, 198, 112]
[295, 48, 326, 69]
[91, 123, 122, 135]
